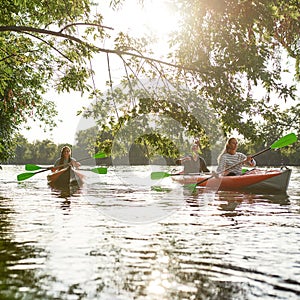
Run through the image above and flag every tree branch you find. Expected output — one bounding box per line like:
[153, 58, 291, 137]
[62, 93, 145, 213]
[59, 22, 114, 33]
[24, 31, 73, 62]
[0, 25, 201, 73]
[0, 25, 93, 47]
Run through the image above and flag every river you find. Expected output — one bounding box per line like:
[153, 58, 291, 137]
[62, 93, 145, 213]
[0, 165, 300, 299]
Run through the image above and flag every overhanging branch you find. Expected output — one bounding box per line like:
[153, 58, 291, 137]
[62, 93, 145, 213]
[0, 25, 201, 73]
[59, 22, 114, 33]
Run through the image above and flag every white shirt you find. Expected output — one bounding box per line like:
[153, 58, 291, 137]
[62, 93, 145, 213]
[217, 152, 256, 175]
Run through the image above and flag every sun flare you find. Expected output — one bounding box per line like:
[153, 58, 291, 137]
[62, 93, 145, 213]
[118, 0, 179, 38]
[142, 1, 179, 37]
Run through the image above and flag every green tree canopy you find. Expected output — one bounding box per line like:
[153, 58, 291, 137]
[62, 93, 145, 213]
[170, 0, 300, 143]
[80, 0, 299, 162]
[1, 0, 299, 163]
[0, 0, 112, 162]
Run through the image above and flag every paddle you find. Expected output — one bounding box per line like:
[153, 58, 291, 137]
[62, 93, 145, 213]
[80, 167, 108, 174]
[25, 151, 107, 171]
[192, 132, 297, 189]
[25, 164, 50, 171]
[151, 172, 182, 180]
[17, 169, 50, 181]
[17, 166, 108, 181]
[18, 151, 108, 181]
[150, 171, 208, 180]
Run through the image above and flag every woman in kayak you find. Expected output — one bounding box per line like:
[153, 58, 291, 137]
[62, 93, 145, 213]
[217, 137, 256, 176]
[52, 146, 80, 171]
[177, 143, 210, 174]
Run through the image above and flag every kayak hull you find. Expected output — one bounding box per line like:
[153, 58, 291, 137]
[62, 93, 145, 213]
[47, 167, 84, 191]
[172, 168, 292, 193]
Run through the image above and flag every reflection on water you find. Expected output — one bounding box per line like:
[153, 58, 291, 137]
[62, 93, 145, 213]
[213, 191, 290, 215]
[0, 165, 300, 299]
[0, 196, 52, 300]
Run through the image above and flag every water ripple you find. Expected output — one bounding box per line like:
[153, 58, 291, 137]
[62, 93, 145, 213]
[0, 165, 300, 299]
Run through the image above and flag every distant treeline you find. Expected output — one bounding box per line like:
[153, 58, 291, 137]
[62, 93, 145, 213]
[3, 135, 90, 166]
[4, 134, 300, 167]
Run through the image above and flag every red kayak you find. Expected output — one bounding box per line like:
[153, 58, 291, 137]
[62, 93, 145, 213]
[47, 167, 84, 190]
[171, 168, 291, 193]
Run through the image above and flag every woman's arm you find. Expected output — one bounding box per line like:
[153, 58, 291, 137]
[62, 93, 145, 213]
[176, 155, 191, 164]
[70, 158, 81, 169]
[199, 157, 210, 172]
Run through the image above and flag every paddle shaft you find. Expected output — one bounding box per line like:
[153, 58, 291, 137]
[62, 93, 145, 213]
[18, 151, 108, 181]
[47, 153, 106, 171]
[196, 147, 271, 186]
[251, 147, 271, 158]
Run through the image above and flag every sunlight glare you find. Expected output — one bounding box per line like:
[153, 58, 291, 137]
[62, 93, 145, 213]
[142, 1, 178, 37]
[121, 0, 178, 38]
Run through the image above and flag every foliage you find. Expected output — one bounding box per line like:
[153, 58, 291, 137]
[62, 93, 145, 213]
[169, 0, 300, 141]
[5, 134, 300, 166]
[84, 0, 300, 162]
[8, 135, 57, 164]
[82, 73, 223, 163]
[1, 0, 299, 164]
[0, 0, 109, 162]
[7, 134, 91, 165]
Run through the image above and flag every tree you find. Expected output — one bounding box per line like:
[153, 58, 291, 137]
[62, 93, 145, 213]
[83, 0, 300, 163]
[9, 134, 31, 164]
[0, 0, 114, 162]
[30, 139, 58, 164]
[1, 0, 299, 164]
[0, 0, 186, 162]
[169, 0, 300, 142]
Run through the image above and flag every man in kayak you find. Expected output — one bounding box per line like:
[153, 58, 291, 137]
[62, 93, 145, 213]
[177, 143, 210, 174]
[51, 146, 81, 171]
[217, 137, 256, 176]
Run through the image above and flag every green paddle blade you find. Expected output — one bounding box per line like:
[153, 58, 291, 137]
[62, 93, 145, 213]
[241, 168, 248, 174]
[17, 169, 49, 181]
[151, 186, 172, 192]
[25, 164, 43, 171]
[184, 183, 197, 190]
[151, 172, 171, 180]
[90, 167, 107, 174]
[271, 133, 297, 149]
[17, 172, 37, 181]
[93, 152, 107, 159]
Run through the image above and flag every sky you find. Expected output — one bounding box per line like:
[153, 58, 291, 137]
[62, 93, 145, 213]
[21, 0, 178, 144]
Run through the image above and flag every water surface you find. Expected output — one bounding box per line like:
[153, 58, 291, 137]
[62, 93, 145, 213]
[0, 165, 300, 299]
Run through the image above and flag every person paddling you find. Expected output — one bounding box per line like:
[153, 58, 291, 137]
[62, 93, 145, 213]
[51, 146, 80, 172]
[217, 137, 256, 176]
[177, 143, 210, 174]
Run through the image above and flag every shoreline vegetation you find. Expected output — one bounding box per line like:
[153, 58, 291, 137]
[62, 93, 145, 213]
[2, 135, 299, 167]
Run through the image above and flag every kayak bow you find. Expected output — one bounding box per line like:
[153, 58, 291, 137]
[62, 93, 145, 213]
[47, 167, 84, 190]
